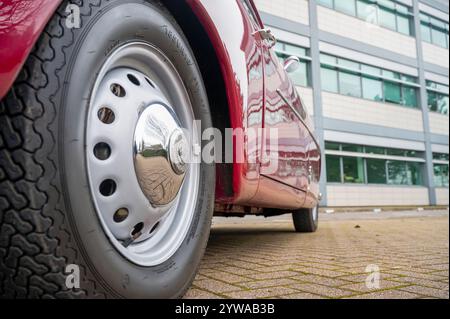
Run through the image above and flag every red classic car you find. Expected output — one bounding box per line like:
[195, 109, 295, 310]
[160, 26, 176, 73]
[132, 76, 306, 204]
[0, 0, 321, 298]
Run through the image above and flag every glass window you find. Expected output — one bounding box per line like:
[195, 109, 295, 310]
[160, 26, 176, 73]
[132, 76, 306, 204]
[339, 72, 362, 98]
[361, 64, 381, 76]
[366, 146, 386, 155]
[428, 91, 438, 112]
[407, 162, 423, 186]
[379, 8, 396, 30]
[378, 0, 395, 10]
[342, 144, 364, 153]
[317, 0, 333, 8]
[367, 159, 387, 184]
[382, 70, 400, 80]
[402, 86, 418, 107]
[343, 157, 365, 183]
[434, 164, 449, 188]
[387, 161, 407, 185]
[357, 0, 377, 22]
[384, 81, 401, 104]
[421, 24, 432, 42]
[335, 0, 356, 16]
[433, 153, 450, 161]
[338, 58, 360, 70]
[402, 75, 417, 83]
[290, 61, 308, 87]
[397, 15, 411, 35]
[326, 155, 342, 183]
[285, 44, 307, 57]
[420, 13, 430, 23]
[431, 17, 446, 29]
[431, 28, 448, 48]
[325, 142, 340, 150]
[396, 3, 409, 14]
[428, 91, 450, 115]
[362, 77, 383, 101]
[320, 54, 337, 65]
[387, 148, 405, 156]
[437, 95, 449, 115]
[405, 150, 421, 158]
[321, 67, 339, 93]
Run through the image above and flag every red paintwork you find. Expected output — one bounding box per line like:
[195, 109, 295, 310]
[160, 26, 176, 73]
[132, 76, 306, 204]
[0, 0, 321, 211]
[0, 0, 62, 99]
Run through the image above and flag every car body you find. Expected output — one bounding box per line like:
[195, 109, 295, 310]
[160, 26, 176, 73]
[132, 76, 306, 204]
[0, 0, 321, 298]
[0, 0, 321, 214]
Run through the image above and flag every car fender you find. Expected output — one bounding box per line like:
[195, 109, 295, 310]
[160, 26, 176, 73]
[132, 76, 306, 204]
[0, 0, 63, 99]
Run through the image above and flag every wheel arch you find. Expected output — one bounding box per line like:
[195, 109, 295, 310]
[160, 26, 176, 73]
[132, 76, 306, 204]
[165, 0, 235, 201]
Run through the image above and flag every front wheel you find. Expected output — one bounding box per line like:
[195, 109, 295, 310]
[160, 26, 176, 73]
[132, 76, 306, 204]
[292, 206, 319, 233]
[0, 0, 214, 299]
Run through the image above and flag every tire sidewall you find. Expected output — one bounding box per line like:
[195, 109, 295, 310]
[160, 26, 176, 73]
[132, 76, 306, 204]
[60, 1, 213, 298]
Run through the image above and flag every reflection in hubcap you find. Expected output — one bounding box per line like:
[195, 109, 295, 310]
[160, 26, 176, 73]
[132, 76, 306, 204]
[134, 104, 189, 206]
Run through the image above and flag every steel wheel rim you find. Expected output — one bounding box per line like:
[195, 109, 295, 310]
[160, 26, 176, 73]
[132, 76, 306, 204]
[86, 42, 200, 266]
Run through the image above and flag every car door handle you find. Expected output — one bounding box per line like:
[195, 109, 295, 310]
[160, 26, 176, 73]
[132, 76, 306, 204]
[254, 28, 276, 48]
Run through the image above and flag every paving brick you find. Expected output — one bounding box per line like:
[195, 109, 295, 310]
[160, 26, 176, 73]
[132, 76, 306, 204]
[188, 213, 449, 299]
[204, 271, 252, 284]
[183, 288, 224, 299]
[289, 283, 355, 298]
[194, 279, 242, 293]
[248, 271, 301, 280]
[347, 290, 421, 299]
[291, 274, 353, 287]
[280, 292, 325, 299]
[340, 280, 411, 293]
[241, 278, 298, 290]
[390, 276, 450, 290]
[224, 287, 298, 299]
[400, 285, 450, 299]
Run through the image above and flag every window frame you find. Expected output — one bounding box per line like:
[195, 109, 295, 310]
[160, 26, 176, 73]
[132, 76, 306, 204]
[320, 54, 420, 109]
[317, 0, 415, 36]
[324, 143, 426, 186]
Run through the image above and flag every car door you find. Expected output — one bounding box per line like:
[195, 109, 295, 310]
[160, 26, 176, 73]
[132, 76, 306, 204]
[260, 35, 311, 195]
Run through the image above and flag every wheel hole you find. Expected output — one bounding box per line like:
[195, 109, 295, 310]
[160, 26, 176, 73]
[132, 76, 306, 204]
[99, 179, 116, 197]
[98, 107, 115, 124]
[110, 83, 126, 97]
[149, 222, 160, 234]
[145, 77, 155, 88]
[114, 208, 129, 223]
[131, 222, 144, 237]
[127, 74, 140, 86]
[94, 142, 111, 160]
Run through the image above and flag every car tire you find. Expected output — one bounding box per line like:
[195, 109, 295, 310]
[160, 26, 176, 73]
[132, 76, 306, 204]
[292, 206, 319, 233]
[0, 0, 214, 299]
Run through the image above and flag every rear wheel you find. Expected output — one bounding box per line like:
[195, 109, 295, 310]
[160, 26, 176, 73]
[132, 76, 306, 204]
[292, 206, 319, 233]
[0, 0, 214, 298]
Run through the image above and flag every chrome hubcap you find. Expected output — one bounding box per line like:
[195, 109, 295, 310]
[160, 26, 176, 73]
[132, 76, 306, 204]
[134, 104, 188, 206]
[86, 42, 200, 266]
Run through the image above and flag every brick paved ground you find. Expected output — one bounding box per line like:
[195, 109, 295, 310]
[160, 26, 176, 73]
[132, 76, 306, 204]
[186, 210, 449, 299]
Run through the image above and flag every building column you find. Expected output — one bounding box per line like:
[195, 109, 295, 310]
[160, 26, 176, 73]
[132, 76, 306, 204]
[412, 0, 437, 205]
[308, 0, 328, 206]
